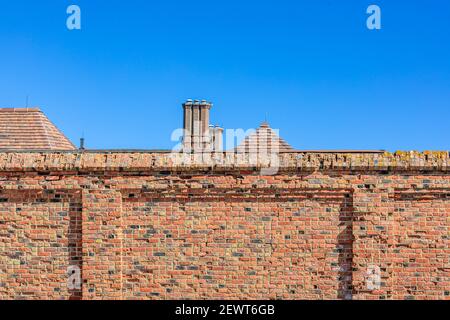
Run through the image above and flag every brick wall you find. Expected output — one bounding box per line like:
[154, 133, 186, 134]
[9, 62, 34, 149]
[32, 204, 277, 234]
[0, 151, 448, 299]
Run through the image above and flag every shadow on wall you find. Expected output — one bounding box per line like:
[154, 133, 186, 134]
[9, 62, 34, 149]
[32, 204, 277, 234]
[68, 199, 83, 300]
[337, 196, 354, 300]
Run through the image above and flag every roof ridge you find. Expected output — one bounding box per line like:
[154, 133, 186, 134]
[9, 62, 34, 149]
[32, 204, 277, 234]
[37, 110, 55, 149]
[49, 115, 76, 149]
[0, 107, 41, 112]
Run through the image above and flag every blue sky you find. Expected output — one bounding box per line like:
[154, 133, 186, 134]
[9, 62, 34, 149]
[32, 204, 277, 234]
[0, 0, 449, 150]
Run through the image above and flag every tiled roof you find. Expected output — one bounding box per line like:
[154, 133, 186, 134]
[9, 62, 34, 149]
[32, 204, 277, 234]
[0, 108, 75, 150]
[235, 122, 294, 153]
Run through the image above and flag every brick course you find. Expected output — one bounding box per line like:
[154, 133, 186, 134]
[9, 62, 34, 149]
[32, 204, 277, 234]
[0, 151, 448, 299]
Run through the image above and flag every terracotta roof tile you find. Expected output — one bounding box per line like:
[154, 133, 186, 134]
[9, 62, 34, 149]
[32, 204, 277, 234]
[0, 108, 75, 150]
[235, 122, 294, 153]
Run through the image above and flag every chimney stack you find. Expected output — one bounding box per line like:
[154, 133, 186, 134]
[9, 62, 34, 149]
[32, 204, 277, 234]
[182, 99, 213, 152]
[209, 125, 223, 152]
[182, 99, 193, 151]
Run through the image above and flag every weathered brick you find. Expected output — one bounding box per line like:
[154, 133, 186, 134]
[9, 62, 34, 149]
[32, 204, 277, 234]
[0, 151, 448, 300]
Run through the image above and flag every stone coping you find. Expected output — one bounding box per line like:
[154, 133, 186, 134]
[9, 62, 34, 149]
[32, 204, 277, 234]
[0, 151, 447, 173]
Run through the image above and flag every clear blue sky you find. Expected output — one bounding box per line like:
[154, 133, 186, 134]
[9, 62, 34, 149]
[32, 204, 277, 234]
[1, 0, 449, 150]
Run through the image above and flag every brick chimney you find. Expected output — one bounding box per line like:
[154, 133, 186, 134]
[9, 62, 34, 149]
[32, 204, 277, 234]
[182, 99, 213, 152]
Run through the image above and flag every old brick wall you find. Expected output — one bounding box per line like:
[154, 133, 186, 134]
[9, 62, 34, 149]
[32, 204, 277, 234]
[0, 188, 82, 299]
[0, 151, 448, 300]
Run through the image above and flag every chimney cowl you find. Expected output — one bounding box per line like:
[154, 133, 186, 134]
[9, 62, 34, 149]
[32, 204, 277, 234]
[183, 99, 193, 107]
[183, 99, 212, 108]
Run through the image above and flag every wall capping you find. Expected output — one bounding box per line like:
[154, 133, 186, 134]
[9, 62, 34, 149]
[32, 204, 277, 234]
[0, 151, 447, 173]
